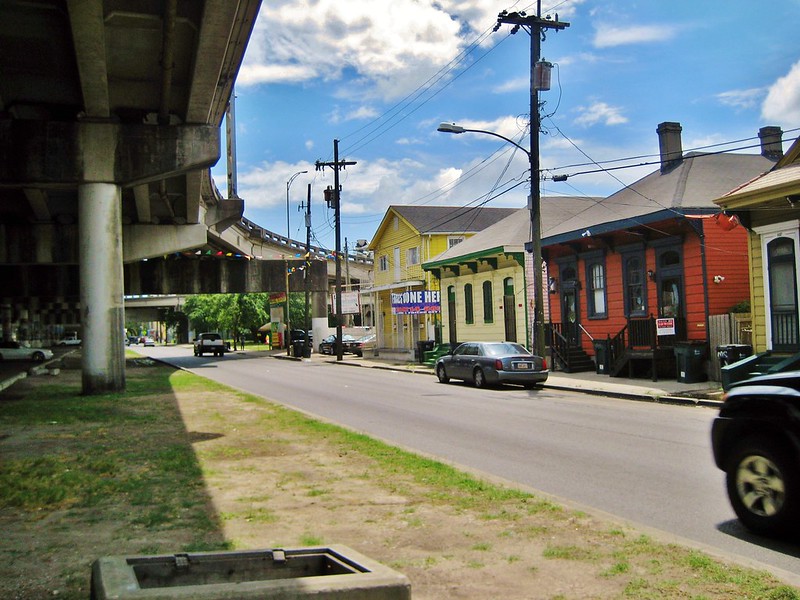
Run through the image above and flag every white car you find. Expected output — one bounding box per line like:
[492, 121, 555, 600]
[55, 336, 81, 346]
[0, 341, 54, 362]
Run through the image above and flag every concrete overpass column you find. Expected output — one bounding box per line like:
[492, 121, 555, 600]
[79, 183, 125, 394]
[311, 290, 328, 351]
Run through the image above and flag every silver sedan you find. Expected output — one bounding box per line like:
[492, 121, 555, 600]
[0, 341, 54, 362]
[435, 341, 548, 389]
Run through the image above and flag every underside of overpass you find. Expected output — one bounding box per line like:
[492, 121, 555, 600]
[0, 0, 265, 393]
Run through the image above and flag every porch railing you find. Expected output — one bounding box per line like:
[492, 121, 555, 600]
[547, 323, 571, 371]
[608, 315, 687, 378]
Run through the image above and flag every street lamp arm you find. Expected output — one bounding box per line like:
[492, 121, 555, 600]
[437, 123, 530, 160]
[286, 170, 308, 240]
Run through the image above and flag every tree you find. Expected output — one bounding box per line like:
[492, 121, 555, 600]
[183, 293, 270, 346]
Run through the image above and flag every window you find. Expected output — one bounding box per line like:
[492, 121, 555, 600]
[623, 254, 646, 316]
[407, 246, 420, 265]
[379, 255, 388, 271]
[464, 283, 474, 324]
[393, 216, 399, 230]
[482, 281, 493, 323]
[768, 237, 799, 351]
[586, 260, 607, 318]
[448, 236, 465, 248]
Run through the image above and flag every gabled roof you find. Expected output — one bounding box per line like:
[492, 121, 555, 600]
[715, 135, 800, 209]
[543, 151, 776, 244]
[394, 205, 517, 233]
[424, 196, 600, 267]
[369, 205, 516, 250]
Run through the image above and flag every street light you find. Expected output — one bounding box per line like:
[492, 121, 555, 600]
[437, 123, 531, 160]
[437, 121, 546, 358]
[285, 170, 307, 355]
[286, 170, 308, 239]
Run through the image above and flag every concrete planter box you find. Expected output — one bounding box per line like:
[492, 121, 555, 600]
[90, 545, 410, 599]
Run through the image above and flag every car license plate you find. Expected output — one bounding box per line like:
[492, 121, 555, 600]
[515, 362, 530, 370]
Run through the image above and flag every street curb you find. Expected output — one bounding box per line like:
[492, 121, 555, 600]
[0, 371, 27, 392]
[308, 355, 725, 408]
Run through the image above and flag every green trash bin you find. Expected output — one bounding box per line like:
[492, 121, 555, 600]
[674, 342, 708, 383]
[593, 339, 610, 374]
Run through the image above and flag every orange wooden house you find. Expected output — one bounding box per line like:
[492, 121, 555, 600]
[542, 123, 784, 380]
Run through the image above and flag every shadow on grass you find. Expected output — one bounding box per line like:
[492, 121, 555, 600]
[0, 359, 229, 599]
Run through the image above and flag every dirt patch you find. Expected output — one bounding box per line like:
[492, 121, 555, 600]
[0, 362, 795, 599]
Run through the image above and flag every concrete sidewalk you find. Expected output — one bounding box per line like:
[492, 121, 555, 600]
[275, 350, 725, 408]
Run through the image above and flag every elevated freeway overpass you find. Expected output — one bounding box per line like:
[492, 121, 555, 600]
[0, 1, 372, 393]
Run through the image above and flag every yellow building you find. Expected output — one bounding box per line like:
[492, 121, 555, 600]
[715, 133, 800, 355]
[366, 205, 515, 359]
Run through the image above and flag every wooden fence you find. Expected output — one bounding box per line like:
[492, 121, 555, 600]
[708, 313, 752, 381]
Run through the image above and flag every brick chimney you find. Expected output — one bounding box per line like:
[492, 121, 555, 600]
[758, 126, 784, 160]
[657, 122, 683, 173]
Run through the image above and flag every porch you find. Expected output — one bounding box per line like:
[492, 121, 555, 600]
[548, 316, 694, 382]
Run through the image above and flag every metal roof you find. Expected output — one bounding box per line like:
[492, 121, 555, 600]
[390, 205, 517, 234]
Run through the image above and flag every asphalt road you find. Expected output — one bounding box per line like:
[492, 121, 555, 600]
[139, 347, 800, 583]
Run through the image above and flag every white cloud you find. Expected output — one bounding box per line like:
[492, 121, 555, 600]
[592, 24, 677, 48]
[455, 115, 531, 144]
[574, 102, 628, 127]
[762, 60, 800, 126]
[346, 106, 379, 121]
[240, 0, 497, 100]
[716, 87, 766, 111]
[493, 76, 528, 94]
[237, 63, 317, 85]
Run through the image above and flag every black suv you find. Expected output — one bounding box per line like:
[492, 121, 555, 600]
[711, 370, 800, 537]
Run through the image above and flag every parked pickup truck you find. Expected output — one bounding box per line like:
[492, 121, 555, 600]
[193, 332, 226, 357]
[55, 333, 81, 346]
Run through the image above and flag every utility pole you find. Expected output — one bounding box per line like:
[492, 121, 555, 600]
[303, 183, 312, 358]
[315, 140, 356, 361]
[344, 237, 351, 327]
[494, 4, 568, 358]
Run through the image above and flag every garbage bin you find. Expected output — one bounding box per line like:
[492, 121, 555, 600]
[417, 340, 435, 364]
[593, 339, 610, 374]
[293, 340, 308, 358]
[674, 342, 708, 383]
[716, 343, 752, 367]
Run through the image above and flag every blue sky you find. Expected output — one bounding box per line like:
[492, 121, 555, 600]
[210, 0, 800, 252]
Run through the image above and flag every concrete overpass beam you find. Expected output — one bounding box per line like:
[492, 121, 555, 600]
[79, 182, 125, 394]
[0, 120, 220, 186]
[123, 223, 208, 261]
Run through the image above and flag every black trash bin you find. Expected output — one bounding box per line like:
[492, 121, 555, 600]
[674, 342, 708, 383]
[593, 339, 610, 374]
[417, 340, 435, 363]
[716, 343, 752, 367]
[292, 340, 309, 358]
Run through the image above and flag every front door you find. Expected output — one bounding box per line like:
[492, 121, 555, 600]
[447, 285, 458, 346]
[655, 247, 685, 340]
[561, 287, 579, 344]
[503, 277, 517, 342]
[768, 237, 799, 351]
[559, 264, 580, 345]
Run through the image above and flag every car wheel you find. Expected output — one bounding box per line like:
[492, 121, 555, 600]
[436, 364, 450, 384]
[726, 436, 800, 537]
[473, 367, 487, 388]
[32, 351, 45, 362]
